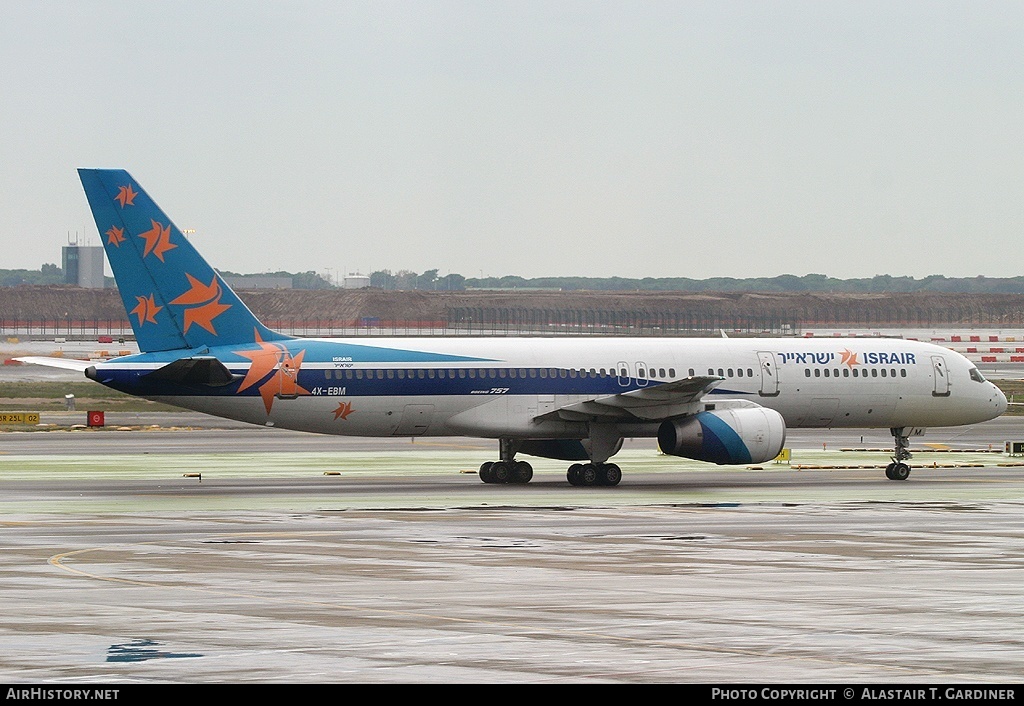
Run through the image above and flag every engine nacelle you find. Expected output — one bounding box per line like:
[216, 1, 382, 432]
[657, 407, 786, 465]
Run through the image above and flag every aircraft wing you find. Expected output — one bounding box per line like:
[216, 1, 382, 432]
[14, 356, 92, 372]
[536, 375, 724, 422]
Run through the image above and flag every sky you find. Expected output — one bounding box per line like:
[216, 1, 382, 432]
[1, 1, 1023, 281]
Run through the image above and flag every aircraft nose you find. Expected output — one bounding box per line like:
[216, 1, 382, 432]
[994, 384, 1008, 415]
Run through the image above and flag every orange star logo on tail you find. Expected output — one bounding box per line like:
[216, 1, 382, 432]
[138, 220, 177, 262]
[170, 273, 232, 335]
[130, 294, 162, 325]
[234, 333, 309, 414]
[105, 226, 126, 247]
[114, 185, 137, 207]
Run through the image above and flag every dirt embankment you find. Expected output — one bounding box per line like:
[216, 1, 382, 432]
[3, 285, 1024, 326]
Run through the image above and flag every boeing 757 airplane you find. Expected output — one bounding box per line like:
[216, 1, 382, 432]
[20, 170, 1008, 485]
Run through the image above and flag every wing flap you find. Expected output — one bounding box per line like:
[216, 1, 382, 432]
[536, 375, 724, 422]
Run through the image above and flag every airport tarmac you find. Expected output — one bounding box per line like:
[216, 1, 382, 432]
[1, 416, 1023, 683]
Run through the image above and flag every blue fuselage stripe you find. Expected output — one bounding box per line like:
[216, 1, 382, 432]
[97, 366, 726, 399]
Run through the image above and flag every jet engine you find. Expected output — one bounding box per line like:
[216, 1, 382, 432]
[657, 407, 786, 465]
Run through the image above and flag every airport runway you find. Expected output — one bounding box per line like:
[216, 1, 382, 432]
[1, 418, 1023, 683]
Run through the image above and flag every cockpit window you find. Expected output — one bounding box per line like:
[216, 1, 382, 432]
[969, 367, 987, 383]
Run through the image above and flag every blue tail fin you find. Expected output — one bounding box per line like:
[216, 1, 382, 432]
[79, 169, 290, 352]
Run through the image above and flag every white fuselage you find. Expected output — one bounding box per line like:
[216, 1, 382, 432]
[102, 336, 1007, 440]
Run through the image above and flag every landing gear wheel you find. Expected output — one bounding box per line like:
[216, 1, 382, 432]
[889, 462, 910, 481]
[567, 463, 583, 486]
[579, 463, 599, 486]
[600, 463, 622, 487]
[511, 461, 534, 484]
[479, 461, 496, 484]
[490, 460, 511, 484]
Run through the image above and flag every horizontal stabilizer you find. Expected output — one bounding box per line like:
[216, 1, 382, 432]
[142, 357, 238, 387]
[14, 356, 92, 372]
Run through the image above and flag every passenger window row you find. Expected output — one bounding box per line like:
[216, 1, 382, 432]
[803, 368, 906, 378]
[323, 366, 678, 381]
[707, 368, 755, 378]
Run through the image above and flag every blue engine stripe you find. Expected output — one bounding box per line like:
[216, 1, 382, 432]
[696, 412, 752, 464]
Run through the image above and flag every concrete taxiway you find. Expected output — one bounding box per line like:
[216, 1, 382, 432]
[0, 416, 1023, 683]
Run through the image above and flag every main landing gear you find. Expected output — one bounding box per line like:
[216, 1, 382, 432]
[566, 462, 622, 487]
[479, 460, 622, 486]
[477, 437, 623, 487]
[479, 438, 534, 484]
[885, 427, 912, 481]
[566, 424, 623, 487]
[479, 460, 534, 484]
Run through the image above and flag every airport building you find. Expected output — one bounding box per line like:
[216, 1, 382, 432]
[61, 245, 105, 289]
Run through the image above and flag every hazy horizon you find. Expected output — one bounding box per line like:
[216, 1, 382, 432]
[2, 2, 1022, 280]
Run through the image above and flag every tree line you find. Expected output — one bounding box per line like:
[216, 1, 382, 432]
[368, 270, 1024, 294]
[6, 263, 1024, 294]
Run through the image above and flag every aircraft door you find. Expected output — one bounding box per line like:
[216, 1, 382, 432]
[635, 361, 650, 388]
[931, 355, 950, 397]
[757, 351, 780, 397]
[394, 404, 434, 435]
[617, 361, 630, 387]
[273, 352, 303, 400]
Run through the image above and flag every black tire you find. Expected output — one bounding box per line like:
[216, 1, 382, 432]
[884, 463, 896, 481]
[567, 463, 583, 486]
[491, 460, 511, 484]
[600, 463, 622, 487]
[511, 461, 534, 484]
[479, 461, 495, 484]
[891, 463, 910, 481]
[580, 463, 599, 486]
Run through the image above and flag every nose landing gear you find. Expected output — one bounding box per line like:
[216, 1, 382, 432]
[885, 427, 912, 481]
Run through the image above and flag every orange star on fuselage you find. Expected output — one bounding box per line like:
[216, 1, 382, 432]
[277, 350, 305, 396]
[236, 337, 286, 392]
[840, 349, 860, 367]
[138, 220, 177, 261]
[105, 226, 126, 247]
[130, 294, 162, 325]
[170, 273, 231, 335]
[332, 401, 354, 420]
[234, 334, 309, 414]
[256, 351, 309, 414]
[115, 185, 137, 207]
